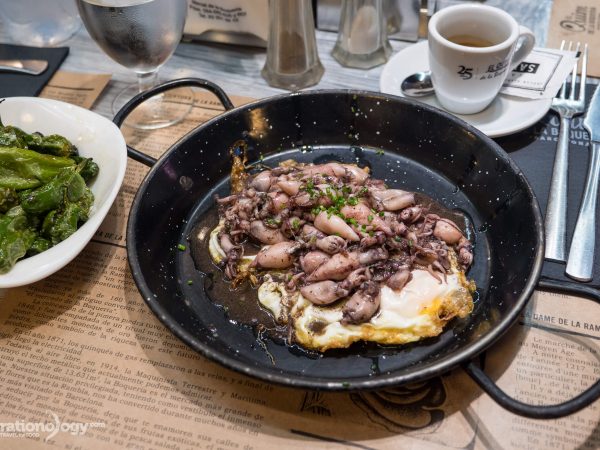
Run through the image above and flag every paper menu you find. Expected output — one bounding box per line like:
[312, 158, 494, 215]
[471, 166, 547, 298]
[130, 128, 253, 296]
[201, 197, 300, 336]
[547, 0, 600, 77]
[0, 269, 598, 449]
[40, 71, 111, 110]
[0, 72, 598, 449]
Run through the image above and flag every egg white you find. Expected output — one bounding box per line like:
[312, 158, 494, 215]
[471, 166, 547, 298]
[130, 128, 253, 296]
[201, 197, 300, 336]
[208, 222, 255, 268]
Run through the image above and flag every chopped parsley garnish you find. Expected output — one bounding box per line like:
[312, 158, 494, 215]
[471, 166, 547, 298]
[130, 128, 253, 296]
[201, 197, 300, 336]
[265, 217, 281, 227]
[177, 244, 186, 251]
[305, 179, 316, 198]
[367, 214, 374, 222]
[346, 218, 358, 226]
[376, 149, 385, 156]
[304, 182, 370, 223]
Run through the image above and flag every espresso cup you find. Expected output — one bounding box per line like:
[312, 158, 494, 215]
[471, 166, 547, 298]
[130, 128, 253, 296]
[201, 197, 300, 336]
[428, 4, 535, 114]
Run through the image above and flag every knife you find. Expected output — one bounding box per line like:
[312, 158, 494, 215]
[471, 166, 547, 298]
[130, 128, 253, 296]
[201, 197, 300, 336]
[0, 59, 48, 75]
[566, 83, 600, 281]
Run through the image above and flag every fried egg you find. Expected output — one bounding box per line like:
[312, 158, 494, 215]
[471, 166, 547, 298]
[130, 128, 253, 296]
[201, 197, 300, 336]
[208, 224, 474, 352]
[258, 266, 473, 351]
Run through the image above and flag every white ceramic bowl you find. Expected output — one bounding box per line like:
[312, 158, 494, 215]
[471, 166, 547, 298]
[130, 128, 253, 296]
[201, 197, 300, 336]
[0, 97, 127, 288]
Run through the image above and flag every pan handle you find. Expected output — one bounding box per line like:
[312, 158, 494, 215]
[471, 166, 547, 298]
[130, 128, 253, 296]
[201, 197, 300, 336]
[463, 279, 600, 419]
[112, 78, 235, 167]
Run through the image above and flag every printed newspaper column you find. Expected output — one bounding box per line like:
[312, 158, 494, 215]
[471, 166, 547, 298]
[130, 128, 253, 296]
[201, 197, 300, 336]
[39, 71, 111, 109]
[465, 291, 600, 449]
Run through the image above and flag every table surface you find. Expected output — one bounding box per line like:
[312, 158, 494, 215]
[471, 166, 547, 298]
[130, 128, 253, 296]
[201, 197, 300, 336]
[3, 0, 600, 445]
[0, 0, 556, 120]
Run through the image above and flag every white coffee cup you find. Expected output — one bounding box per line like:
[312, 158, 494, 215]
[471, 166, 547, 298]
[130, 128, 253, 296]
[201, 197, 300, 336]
[428, 4, 535, 115]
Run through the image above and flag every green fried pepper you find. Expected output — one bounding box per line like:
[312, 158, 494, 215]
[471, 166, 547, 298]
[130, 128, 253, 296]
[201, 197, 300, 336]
[0, 187, 18, 213]
[27, 236, 51, 256]
[40, 209, 57, 239]
[0, 146, 75, 190]
[0, 121, 98, 273]
[66, 169, 87, 202]
[20, 177, 64, 215]
[0, 124, 28, 148]
[40, 184, 94, 245]
[20, 168, 86, 215]
[42, 202, 85, 245]
[75, 188, 94, 222]
[0, 206, 36, 273]
[72, 156, 99, 182]
[0, 121, 76, 157]
[27, 134, 76, 157]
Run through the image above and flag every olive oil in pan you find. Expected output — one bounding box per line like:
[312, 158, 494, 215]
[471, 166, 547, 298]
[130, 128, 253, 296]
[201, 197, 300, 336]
[415, 192, 473, 237]
[189, 206, 285, 337]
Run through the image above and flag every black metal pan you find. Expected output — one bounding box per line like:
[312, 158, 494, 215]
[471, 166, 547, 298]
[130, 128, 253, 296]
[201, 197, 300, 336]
[115, 78, 600, 419]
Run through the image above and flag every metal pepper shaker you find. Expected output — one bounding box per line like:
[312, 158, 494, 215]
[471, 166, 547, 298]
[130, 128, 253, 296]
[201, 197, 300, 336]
[261, 0, 324, 90]
[332, 0, 392, 69]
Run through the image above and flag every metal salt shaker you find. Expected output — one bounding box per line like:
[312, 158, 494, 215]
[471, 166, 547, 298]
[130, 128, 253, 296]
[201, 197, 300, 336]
[332, 0, 392, 69]
[261, 0, 324, 90]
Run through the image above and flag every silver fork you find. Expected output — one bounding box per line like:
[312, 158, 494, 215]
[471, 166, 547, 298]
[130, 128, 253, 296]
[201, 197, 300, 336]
[544, 42, 588, 262]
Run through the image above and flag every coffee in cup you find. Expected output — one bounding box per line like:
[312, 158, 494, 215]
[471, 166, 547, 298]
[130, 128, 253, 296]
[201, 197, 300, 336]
[428, 4, 535, 114]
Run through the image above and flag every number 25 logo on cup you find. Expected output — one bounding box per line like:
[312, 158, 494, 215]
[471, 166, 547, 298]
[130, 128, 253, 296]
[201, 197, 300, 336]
[457, 66, 473, 80]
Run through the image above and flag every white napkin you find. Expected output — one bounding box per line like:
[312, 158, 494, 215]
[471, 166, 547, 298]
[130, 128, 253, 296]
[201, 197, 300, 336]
[184, 0, 268, 42]
[501, 48, 579, 99]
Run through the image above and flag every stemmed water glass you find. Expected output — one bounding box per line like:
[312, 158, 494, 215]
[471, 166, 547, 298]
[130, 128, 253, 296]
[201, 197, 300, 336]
[76, 0, 192, 129]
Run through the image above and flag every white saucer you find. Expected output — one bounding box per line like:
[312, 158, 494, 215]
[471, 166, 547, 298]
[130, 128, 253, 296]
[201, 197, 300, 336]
[379, 41, 552, 138]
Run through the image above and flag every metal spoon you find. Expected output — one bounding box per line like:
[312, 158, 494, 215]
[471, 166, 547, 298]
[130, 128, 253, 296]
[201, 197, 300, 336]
[401, 70, 435, 97]
[0, 59, 48, 76]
